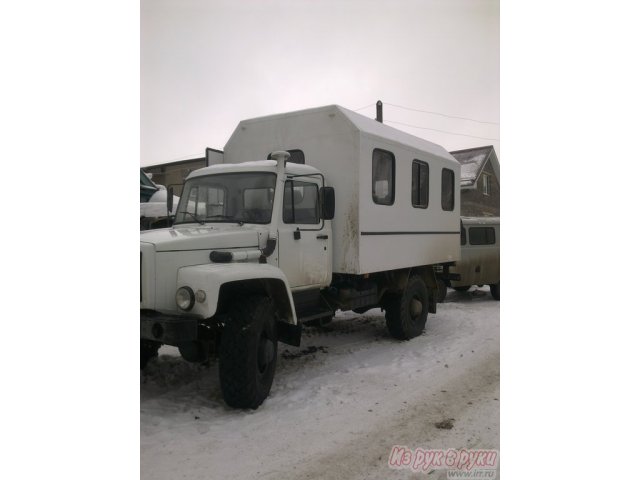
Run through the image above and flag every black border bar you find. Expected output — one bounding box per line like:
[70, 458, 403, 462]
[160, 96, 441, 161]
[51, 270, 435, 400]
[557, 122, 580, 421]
[361, 231, 460, 236]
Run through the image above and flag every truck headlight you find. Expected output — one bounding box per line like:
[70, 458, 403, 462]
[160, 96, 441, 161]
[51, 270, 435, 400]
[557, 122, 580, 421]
[176, 286, 195, 311]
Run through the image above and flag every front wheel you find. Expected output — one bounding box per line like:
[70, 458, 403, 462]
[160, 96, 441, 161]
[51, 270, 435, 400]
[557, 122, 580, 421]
[490, 283, 500, 300]
[384, 276, 429, 340]
[141, 340, 161, 369]
[219, 295, 278, 409]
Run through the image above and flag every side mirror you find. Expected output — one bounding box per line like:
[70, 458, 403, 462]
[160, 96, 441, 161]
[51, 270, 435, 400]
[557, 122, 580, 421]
[320, 186, 335, 220]
[167, 186, 174, 216]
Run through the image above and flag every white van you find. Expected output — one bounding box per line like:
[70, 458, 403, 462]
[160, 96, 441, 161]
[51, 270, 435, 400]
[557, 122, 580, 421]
[447, 217, 499, 300]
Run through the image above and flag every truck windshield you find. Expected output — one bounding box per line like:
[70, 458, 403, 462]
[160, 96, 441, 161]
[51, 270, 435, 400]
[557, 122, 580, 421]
[174, 172, 277, 225]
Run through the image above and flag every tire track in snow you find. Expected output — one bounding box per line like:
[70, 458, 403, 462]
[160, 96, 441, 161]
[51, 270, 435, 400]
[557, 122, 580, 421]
[273, 351, 500, 480]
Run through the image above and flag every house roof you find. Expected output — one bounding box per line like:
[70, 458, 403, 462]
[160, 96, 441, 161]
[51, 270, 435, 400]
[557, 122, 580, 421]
[449, 145, 499, 187]
[144, 156, 206, 170]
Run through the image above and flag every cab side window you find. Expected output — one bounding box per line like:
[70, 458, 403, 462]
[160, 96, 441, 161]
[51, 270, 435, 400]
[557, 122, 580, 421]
[283, 180, 319, 224]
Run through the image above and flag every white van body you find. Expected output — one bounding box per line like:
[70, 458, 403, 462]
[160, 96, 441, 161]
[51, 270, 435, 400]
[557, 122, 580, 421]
[449, 216, 500, 291]
[224, 105, 461, 275]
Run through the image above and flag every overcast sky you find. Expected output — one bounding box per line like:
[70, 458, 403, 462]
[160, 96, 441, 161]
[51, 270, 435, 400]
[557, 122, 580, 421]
[141, 0, 499, 167]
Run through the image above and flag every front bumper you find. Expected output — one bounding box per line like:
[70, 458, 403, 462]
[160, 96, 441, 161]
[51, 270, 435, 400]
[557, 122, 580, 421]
[140, 311, 199, 345]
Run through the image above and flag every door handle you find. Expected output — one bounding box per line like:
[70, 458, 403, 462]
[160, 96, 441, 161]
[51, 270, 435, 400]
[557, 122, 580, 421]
[316, 234, 328, 240]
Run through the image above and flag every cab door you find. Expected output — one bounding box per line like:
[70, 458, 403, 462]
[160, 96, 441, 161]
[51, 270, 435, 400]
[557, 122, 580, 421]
[277, 178, 331, 289]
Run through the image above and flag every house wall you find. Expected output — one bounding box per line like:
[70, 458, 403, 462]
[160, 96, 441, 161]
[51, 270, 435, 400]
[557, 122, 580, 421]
[144, 158, 206, 196]
[460, 156, 500, 217]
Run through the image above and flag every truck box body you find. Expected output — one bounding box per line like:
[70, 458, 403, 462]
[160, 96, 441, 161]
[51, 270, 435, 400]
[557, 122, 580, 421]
[223, 105, 461, 275]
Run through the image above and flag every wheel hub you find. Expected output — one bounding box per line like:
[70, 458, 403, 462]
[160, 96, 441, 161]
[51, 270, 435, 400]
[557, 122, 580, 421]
[258, 335, 275, 373]
[410, 297, 423, 319]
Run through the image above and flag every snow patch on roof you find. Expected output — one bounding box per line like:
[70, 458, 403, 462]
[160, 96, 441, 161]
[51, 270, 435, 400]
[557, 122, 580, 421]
[459, 153, 487, 180]
[450, 146, 495, 184]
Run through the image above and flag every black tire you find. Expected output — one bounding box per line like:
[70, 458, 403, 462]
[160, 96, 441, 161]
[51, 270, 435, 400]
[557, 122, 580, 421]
[436, 278, 447, 303]
[490, 283, 500, 300]
[141, 340, 161, 369]
[453, 286, 471, 292]
[384, 276, 429, 340]
[219, 295, 278, 409]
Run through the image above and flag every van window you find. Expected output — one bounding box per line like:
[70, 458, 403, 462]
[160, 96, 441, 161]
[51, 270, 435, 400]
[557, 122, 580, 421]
[411, 160, 429, 208]
[469, 227, 496, 245]
[441, 168, 455, 211]
[283, 180, 319, 224]
[372, 149, 395, 205]
[268, 149, 305, 164]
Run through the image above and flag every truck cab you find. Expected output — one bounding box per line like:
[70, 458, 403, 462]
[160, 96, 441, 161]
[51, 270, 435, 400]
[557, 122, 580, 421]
[140, 153, 334, 408]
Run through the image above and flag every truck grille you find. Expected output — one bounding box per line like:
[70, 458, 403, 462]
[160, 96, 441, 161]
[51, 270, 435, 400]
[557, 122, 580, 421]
[140, 243, 155, 309]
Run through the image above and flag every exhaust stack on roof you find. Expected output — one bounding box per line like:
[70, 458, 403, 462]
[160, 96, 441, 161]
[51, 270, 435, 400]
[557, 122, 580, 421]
[376, 100, 383, 123]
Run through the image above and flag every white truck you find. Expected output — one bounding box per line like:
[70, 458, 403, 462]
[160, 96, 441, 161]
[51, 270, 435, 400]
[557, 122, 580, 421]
[140, 105, 461, 409]
[140, 168, 179, 230]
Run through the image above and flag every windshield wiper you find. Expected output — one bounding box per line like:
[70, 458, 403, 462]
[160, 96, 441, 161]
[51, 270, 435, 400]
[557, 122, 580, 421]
[177, 211, 205, 225]
[207, 214, 245, 226]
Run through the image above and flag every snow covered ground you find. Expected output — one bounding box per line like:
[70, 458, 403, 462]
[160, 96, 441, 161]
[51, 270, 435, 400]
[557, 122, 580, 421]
[141, 286, 499, 479]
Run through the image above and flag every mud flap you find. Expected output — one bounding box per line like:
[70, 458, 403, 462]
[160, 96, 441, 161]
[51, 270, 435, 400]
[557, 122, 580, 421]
[428, 294, 437, 314]
[422, 268, 439, 314]
[277, 320, 302, 347]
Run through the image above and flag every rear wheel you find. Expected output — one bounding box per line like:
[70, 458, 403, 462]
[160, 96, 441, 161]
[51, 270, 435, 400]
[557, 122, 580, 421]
[219, 295, 278, 409]
[384, 276, 429, 340]
[490, 283, 500, 300]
